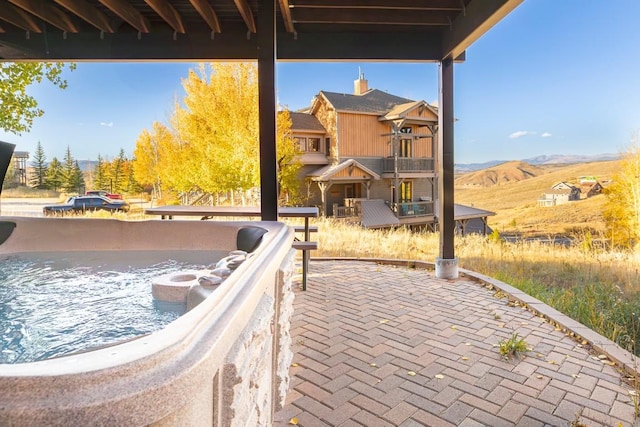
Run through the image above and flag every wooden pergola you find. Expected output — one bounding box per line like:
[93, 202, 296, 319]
[0, 0, 524, 276]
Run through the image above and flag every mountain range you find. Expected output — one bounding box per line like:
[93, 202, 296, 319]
[454, 153, 620, 173]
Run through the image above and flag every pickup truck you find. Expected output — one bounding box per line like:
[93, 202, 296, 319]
[43, 196, 130, 216]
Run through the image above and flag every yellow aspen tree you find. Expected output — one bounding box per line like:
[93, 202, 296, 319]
[603, 134, 640, 249]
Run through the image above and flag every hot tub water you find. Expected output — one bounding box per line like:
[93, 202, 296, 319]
[0, 250, 226, 364]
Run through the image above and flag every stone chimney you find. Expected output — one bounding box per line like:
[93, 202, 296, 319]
[353, 71, 368, 95]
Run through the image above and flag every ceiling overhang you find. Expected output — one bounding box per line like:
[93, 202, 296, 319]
[0, 0, 523, 61]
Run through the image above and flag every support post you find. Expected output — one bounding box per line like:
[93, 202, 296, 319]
[0, 141, 16, 198]
[436, 58, 458, 279]
[257, 0, 278, 221]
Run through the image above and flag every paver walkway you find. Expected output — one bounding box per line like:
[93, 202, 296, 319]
[275, 260, 637, 427]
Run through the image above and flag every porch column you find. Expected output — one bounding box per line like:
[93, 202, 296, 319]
[257, 0, 278, 220]
[436, 57, 458, 279]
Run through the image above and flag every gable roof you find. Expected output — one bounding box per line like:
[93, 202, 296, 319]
[289, 112, 326, 132]
[318, 89, 415, 114]
[308, 159, 380, 181]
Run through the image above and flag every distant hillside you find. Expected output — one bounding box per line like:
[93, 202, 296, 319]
[455, 161, 545, 187]
[455, 160, 621, 236]
[455, 153, 620, 173]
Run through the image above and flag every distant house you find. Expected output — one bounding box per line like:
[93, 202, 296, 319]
[580, 181, 604, 198]
[289, 74, 495, 233]
[538, 183, 581, 207]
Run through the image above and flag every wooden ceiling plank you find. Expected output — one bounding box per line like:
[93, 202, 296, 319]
[290, 0, 464, 11]
[188, 0, 221, 33]
[144, 0, 186, 33]
[233, 0, 256, 33]
[9, 0, 78, 32]
[98, 0, 150, 33]
[292, 9, 451, 26]
[54, 0, 114, 33]
[0, 1, 42, 33]
[278, 0, 295, 33]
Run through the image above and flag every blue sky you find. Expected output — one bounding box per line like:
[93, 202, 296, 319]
[1, 0, 639, 164]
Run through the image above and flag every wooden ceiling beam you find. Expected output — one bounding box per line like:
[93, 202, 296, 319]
[278, 0, 295, 33]
[144, 0, 186, 33]
[98, 0, 150, 33]
[54, 0, 114, 33]
[188, 0, 221, 33]
[233, 0, 256, 33]
[442, 0, 523, 59]
[292, 9, 451, 26]
[0, 1, 41, 33]
[290, 0, 464, 10]
[9, 0, 78, 32]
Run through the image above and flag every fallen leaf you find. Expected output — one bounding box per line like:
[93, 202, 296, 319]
[536, 353, 544, 358]
[291, 363, 299, 367]
[461, 356, 469, 361]
[629, 390, 638, 396]
[597, 354, 608, 360]
[520, 322, 529, 325]
[407, 371, 417, 376]
[581, 339, 588, 345]
[451, 325, 458, 330]
[370, 363, 377, 367]
[572, 374, 580, 378]
[547, 360, 557, 365]
[435, 374, 444, 379]
[536, 374, 543, 379]
[465, 342, 472, 346]
[379, 319, 389, 324]
[289, 417, 299, 425]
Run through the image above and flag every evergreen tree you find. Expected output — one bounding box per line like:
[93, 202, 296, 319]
[62, 146, 77, 193]
[29, 141, 48, 189]
[70, 160, 85, 194]
[44, 157, 63, 191]
[111, 148, 127, 193]
[93, 154, 110, 190]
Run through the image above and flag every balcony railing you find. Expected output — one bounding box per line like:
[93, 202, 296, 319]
[382, 157, 435, 173]
[390, 201, 434, 218]
[333, 205, 359, 218]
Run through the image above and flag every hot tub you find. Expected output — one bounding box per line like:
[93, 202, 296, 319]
[0, 217, 296, 426]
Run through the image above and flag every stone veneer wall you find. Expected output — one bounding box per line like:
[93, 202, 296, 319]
[217, 248, 296, 426]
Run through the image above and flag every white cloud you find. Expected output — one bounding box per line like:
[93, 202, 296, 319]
[509, 130, 535, 139]
[99, 121, 114, 127]
[541, 132, 552, 138]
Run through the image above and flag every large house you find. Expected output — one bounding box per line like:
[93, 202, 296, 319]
[290, 74, 493, 231]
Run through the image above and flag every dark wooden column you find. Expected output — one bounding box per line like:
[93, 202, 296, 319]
[257, 0, 278, 221]
[438, 58, 455, 260]
[0, 141, 16, 197]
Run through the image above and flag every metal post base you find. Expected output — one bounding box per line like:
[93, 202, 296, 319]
[435, 257, 458, 279]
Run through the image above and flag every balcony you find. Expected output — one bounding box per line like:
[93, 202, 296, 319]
[390, 201, 434, 218]
[382, 157, 435, 173]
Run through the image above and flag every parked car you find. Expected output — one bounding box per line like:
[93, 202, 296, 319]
[43, 196, 130, 216]
[85, 190, 122, 200]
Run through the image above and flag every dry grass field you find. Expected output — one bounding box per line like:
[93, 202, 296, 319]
[455, 160, 621, 237]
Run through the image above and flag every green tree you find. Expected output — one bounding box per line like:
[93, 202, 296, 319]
[70, 160, 85, 194]
[93, 154, 110, 190]
[0, 63, 75, 134]
[111, 148, 127, 194]
[603, 135, 640, 249]
[29, 141, 48, 189]
[61, 146, 77, 193]
[44, 157, 63, 191]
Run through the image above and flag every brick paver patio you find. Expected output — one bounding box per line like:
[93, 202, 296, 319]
[275, 260, 637, 426]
